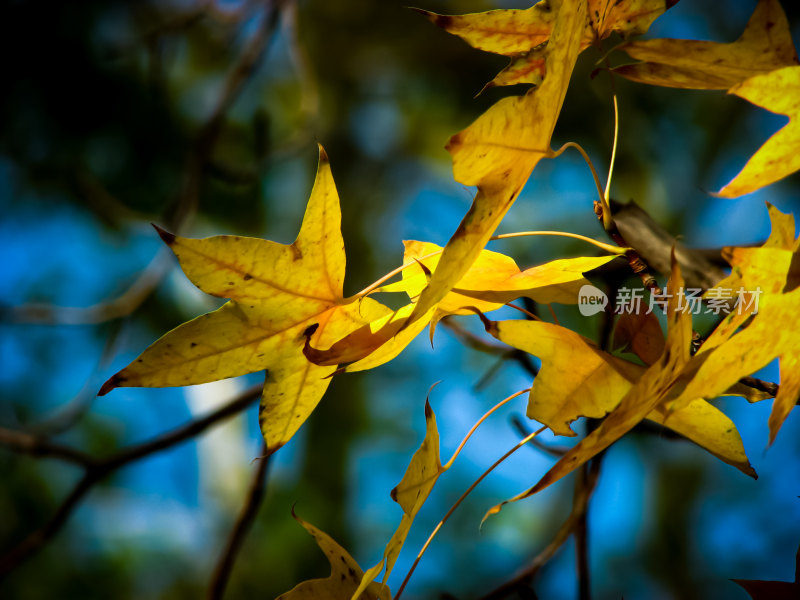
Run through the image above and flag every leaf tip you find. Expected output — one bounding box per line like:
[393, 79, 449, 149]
[317, 143, 329, 164]
[98, 373, 125, 396]
[424, 398, 434, 421]
[445, 132, 462, 153]
[479, 502, 504, 531]
[152, 223, 176, 246]
[409, 7, 448, 28]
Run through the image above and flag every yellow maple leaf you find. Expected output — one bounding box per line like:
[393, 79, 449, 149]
[416, 0, 675, 89]
[615, 0, 798, 90]
[716, 65, 800, 197]
[379, 240, 620, 320]
[351, 401, 443, 599]
[99, 146, 391, 454]
[481, 316, 755, 476]
[407, 0, 586, 331]
[667, 205, 800, 445]
[483, 255, 709, 518]
[303, 237, 617, 369]
[276, 511, 391, 600]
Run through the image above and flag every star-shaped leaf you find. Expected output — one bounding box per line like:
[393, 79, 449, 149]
[614, 0, 798, 90]
[379, 240, 620, 322]
[480, 315, 755, 476]
[408, 0, 586, 329]
[484, 255, 704, 519]
[276, 511, 391, 600]
[99, 146, 390, 454]
[417, 0, 676, 90]
[717, 65, 800, 197]
[303, 236, 617, 369]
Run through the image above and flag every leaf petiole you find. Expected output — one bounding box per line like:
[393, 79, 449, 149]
[491, 230, 628, 255]
[347, 250, 444, 301]
[394, 424, 547, 600]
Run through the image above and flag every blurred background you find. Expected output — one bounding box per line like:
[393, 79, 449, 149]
[2, 0, 800, 598]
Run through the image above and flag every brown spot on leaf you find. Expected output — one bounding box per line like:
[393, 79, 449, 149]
[302, 323, 319, 340]
[290, 243, 303, 261]
[243, 273, 253, 281]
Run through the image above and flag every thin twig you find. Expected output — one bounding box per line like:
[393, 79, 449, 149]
[575, 463, 591, 600]
[208, 442, 271, 600]
[0, 428, 95, 467]
[441, 317, 539, 379]
[478, 459, 601, 600]
[394, 427, 547, 600]
[510, 416, 568, 458]
[5, 248, 172, 325]
[0, 385, 261, 579]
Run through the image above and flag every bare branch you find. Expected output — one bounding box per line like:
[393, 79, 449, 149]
[478, 459, 601, 600]
[0, 428, 95, 467]
[0, 384, 261, 580]
[208, 443, 271, 600]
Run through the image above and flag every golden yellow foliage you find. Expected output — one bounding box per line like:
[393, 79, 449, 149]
[99, 147, 391, 454]
[615, 0, 798, 89]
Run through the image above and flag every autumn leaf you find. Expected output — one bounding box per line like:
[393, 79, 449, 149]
[407, 0, 586, 333]
[483, 256, 707, 519]
[614, 0, 798, 90]
[352, 400, 444, 598]
[379, 240, 620, 322]
[732, 540, 800, 600]
[98, 146, 391, 454]
[303, 302, 437, 371]
[416, 0, 676, 89]
[666, 205, 800, 445]
[612, 309, 665, 365]
[716, 66, 800, 197]
[480, 316, 755, 476]
[276, 511, 391, 600]
[304, 238, 617, 369]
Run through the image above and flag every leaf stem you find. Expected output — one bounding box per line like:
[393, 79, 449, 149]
[394, 425, 546, 600]
[443, 388, 530, 470]
[549, 142, 608, 216]
[606, 93, 619, 207]
[347, 250, 443, 301]
[491, 231, 627, 255]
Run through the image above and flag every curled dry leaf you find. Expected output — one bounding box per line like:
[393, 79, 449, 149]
[351, 400, 444, 598]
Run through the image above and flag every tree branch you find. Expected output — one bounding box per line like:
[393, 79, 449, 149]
[478, 459, 601, 600]
[208, 442, 271, 600]
[0, 384, 261, 580]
